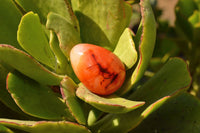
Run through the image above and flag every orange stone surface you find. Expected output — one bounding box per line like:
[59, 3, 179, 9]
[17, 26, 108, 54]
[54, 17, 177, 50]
[70, 44, 126, 95]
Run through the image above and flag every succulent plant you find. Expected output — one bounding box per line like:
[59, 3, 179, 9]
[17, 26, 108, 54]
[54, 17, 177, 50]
[0, 0, 199, 133]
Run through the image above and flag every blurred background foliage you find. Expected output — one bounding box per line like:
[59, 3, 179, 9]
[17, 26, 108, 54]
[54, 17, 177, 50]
[128, 0, 200, 98]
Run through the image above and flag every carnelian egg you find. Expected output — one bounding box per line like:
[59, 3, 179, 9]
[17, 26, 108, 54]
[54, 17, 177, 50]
[70, 44, 126, 95]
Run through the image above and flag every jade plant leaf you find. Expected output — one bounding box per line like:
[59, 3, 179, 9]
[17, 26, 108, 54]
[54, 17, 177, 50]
[117, 0, 156, 95]
[0, 44, 63, 85]
[49, 32, 78, 83]
[76, 84, 145, 114]
[15, 0, 79, 28]
[71, 0, 132, 50]
[49, 31, 69, 75]
[17, 11, 56, 69]
[60, 77, 86, 125]
[131, 93, 200, 133]
[114, 28, 138, 69]
[0, 119, 91, 133]
[0, 0, 22, 49]
[91, 58, 191, 133]
[46, 12, 81, 58]
[0, 64, 24, 114]
[6, 72, 74, 121]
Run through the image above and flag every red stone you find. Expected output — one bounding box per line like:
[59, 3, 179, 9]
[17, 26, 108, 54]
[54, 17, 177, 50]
[70, 44, 126, 95]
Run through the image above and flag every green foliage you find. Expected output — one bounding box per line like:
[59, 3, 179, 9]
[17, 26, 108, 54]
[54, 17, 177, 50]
[0, 0, 199, 132]
[71, 0, 132, 50]
[7, 72, 74, 120]
[0, 45, 63, 85]
[17, 12, 56, 69]
[46, 12, 81, 58]
[90, 58, 191, 133]
[0, 119, 91, 133]
[114, 28, 138, 69]
[173, 0, 200, 97]
[76, 84, 145, 114]
[131, 92, 200, 133]
[61, 77, 86, 124]
[0, 0, 22, 49]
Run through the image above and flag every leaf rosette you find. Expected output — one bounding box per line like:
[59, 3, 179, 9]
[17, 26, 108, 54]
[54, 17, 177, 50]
[0, 0, 193, 132]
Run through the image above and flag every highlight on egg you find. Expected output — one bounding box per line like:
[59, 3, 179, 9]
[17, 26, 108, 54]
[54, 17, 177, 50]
[70, 44, 126, 95]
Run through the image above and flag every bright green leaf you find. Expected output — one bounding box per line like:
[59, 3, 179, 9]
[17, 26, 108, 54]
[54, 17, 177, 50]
[117, 0, 156, 95]
[91, 58, 191, 133]
[0, 44, 63, 85]
[114, 28, 138, 69]
[76, 84, 145, 114]
[0, 119, 91, 133]
[49, 31, 79, 83]
[71, 0, 132, 50]
[49, 31, 68, 74]
[17, 12, 56, 69]
[0, 0, 22, 49]
[60, 77, 86, 125]
[46, 12, 81, 58]
[6, 72, 74, 121]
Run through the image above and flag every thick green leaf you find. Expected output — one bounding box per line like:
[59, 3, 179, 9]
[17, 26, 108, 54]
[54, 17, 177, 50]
[0, 119, 36, 132]
[15, 0, 79, 28]
[114, 28, 138, 69]
[0, 119, 91, 133]
[46, 12, 81, 58]
[0, 64, 23, 114]
[76, 84, 145, 114]
[30, 121, 91, 133]
[140, 96, 170, 119]
[131, 93, 200, 133]
[49, 31, 69, 74]
[91, 58, 191, 133]
[18, 12, 56, 69]
[71, 0, 132, 49]
[49, 31, 79, 83]
[49, 31, 80, 82]
[0, 44, 63, 85]
[0, 0, 22, 49]
[0, 124, 13, 133]
[117, 0, 156, 95]
[60, 77, 86, 125]
[6, 72, 74, 121]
